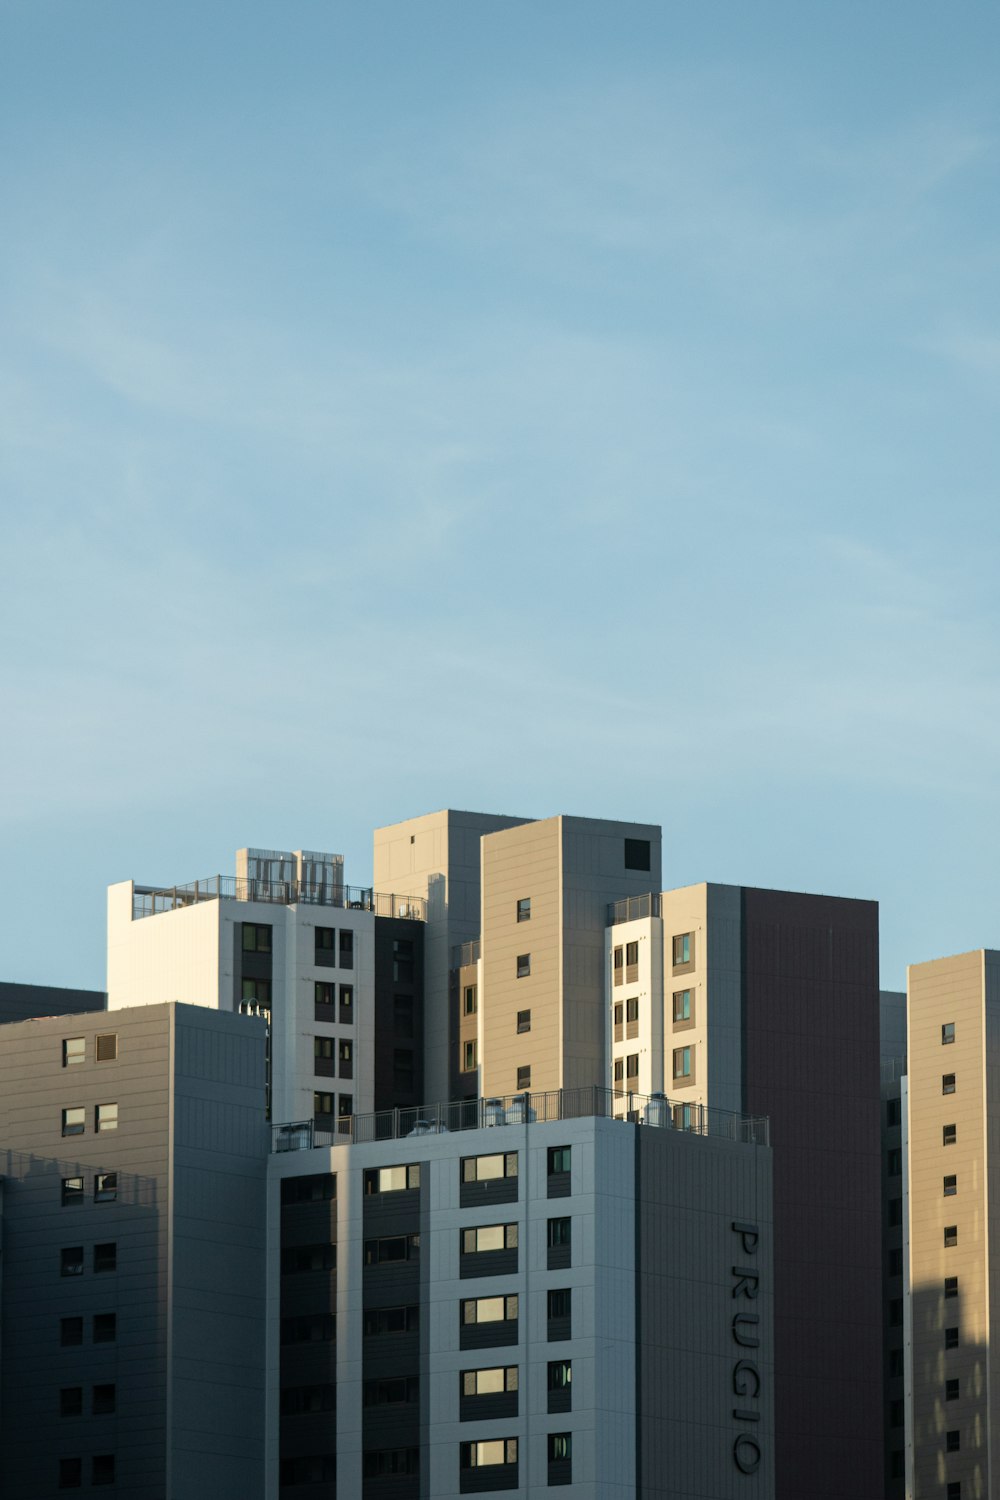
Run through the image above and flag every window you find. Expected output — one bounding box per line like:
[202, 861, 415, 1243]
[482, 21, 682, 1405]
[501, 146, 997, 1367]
[95, 1103, 118, 1133]
[60, 1387, 83, 1417]
[886, 1097, 901, 1125]
[673, 989, 691, 1022]
[94, 1243, 117, 1273]
[241, 977, 271, 1007]
[460, 1439, 518, 1469]
[339, 929, 354, 968]
[943, 1073, 956, 1095]
[548, 1146, 571, 1175]
[92, 1385, 116, 1415]
[63, 1038, 85, 1068]
[548, 1217, 571, 1247]
[548, 1432, 572, 1460]
[945, 1276, 959, 1299]
[461, 1295, 518, 1325]
[946, 1430, 960, 1453]
[94, 1173, 117, 1203]
[673, 1046, 691, 1079]
[624, 837, 650, 870]
[281, 1243, 337, 1274]
[242, 922, 272, 953]
[889, 1298, 903, 1326]
[613, 1002, 623, 1026]
[888, 1248, 903, 1276]
[314, 1036, 335, 1062]
[60, 1317, 84, 1347]
[462, 1224, 518, 1253]
[463, 1040, 478, 1072]
[462, 1366, 518, 1395]
[95, 1034, 117, 1062]
[547, 1288, 571, 1338]
[464, 985, 477, 1015]
[60, 1247, 84, 1277]
[281, 1173, 336, 1205]
[673, 932, 692, 966]
[462, 1152, 518, 1183]
[887, 1148, 901, 1176]
[626, 997, 639, 1023]
[944, 1175, 957, 1196]
[626, 1053, 639, 1078]
[942, 1022, 955, 1045]
[516, 953, 531, 978]
[613, 946, 623, 985]
[945, 1326, 959, 1349]
[59, 1458, 82, 1489]
[516, 1065, 531, 1090]
[62, 1177, 84, 1207]
[889, 1349, 904, 1377]
[314, 1091, 334, 1116]
[338, 1093, 353, 1118]
[392, 951, 413, 984]
[517, 1009, 531, 1033]
[944, 1225, 958, 1247]
[338, 1038, 353, 1076]
[363, 1164, 420, 1194]
[339, 984, 353, 1024]
[316, 926, 335, 954]
[281, 1314, 336, 1344]
[890, 1400, 903, 1428]
[947, 1485, 962, 1500]
[364, 1233, 420, 1265]
[946, 1378, 960, 1400]
[944, 1123, 957, 1145]
[283, 1457, 339, 1485]
[314, 981, 335, 1011]
[394, 1048, 415, 1092]
[364, 1305, 418, 1336]
[280, 1385, 336, 1416]
[93, 1313, 116, 1343]
[517, 897, 531, 922]
[364, 1376, 419, 1406]
[548, 1360, 572, 1390]
[362, 1449, 419, 1479]
[613, 1059, 624, 1083]
[91, 1456, 115, 1486]
[62, 1108, 85, 1138]
[888, 1198, 902, 1227]
[394, 993, 414, 1036]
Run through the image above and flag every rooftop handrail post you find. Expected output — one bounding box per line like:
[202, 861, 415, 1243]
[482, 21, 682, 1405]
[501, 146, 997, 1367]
[393, 1107, 399, 1142]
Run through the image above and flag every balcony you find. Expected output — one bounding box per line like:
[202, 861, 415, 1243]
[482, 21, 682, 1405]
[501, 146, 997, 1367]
[607, 892, 661, 925]
[133, 877, 425, 922]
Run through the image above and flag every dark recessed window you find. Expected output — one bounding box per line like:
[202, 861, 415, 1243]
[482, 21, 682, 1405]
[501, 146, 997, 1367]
[547, 1217, 571, 1247]
[946, 1430, 960, 1453]
[945, 1326, 959, 1350]
[624, 838, 650, 871]
[94, 1243, 117, 1273]
[91, 1455, 115, 1487]
[626, 1053, 639, 1078]
[887, 1148, 902, 1176]
[889, 1298, 903, 1326]
[316, 926, 335, 951]
[946, 1378, 960, 1400]
[888, 1198, 902, 1226]
[944, 1175, 957, 1197]
[944, 1124, 957, 1146]
[463, 1040, 478, 1072]
[463, 985, 477, 1016]
[548, 1146, 570, 1175]
[516, 1066, 531, 1091]
[60, 1387, 83, 1417]
[93, 1313, 116, 1344]
[943, 1074, 956, 1095]
[945, 1276, 959, 1299]
[888, 1248, 903, 1277]
[517, 1010, 531, 1033]
[94, 1173, 117, 1203]
[886, 1097, 901, 1125]
[517, 898, 531, 922]
[626, 997, 639, 1023]
[944, 1225, 958, 1247]
[60, 1247, 84, 1277]
[314, 1091, 334, 1117]
[60, 1317, 84, 1347]
[338, 1093, 353, 1118]
[516, 954, 531, 979]
[242, 922, 272, 953]
[942, 1023, 955, 1045]
[92, 1385, 116, 1416]
[58, 1457, 82, 1489]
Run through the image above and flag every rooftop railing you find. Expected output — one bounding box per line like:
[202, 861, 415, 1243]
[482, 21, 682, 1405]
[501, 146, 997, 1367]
[271, 1084, 769, 1152]
[607, 892, 662, 925]
[451, 939, 481, 969]
[133, 877, 425, 922]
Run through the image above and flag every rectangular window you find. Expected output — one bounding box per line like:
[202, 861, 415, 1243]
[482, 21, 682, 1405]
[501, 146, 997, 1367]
[626, 940, 638, 967]
[946, 1430, 960, 1453]
[363, 1375, 419, 1407]
[516, 953, 531, 979]
[888, 1198, 902, 1226]
[279, 1385, 336, 1416]
[92, 1385, 116, 1416]
[94, 1243, 117, 1273]
[281, 1243, 337, 1274]
[92, 1456, 115, 1488]
[945, 1326, 959, 1349]
[60, 1316, 84, 1347]
[517, 1009, 531, 1033]
[315, 981, 335, 1009]
[363, 1164, 421, 1194]
[547, 1217, 571, 1247]
[548, 1360, 572, 1390]
[92, 1313, 116, 1343]
[394, 993, 414, 1036]
[887, 1248, 903, 1276]
[339, 929, 354, 969]
[548, 1146, 570, 1175]
[944, 1225, 958, 1247]
[94, 1173, 117, 1203]
[281, 1314, 336, 1344]
[362, 1450, 419, 1479]
[886, 1098, 901, 1125]
[946, 1378, 960, 1400]
[548, 1432, 572, 1462]
[242, 922, 272, 953]
[613, 1002, 623, 1027]
[944, 1175, 957, 1196]
[945, 1276, 959, 1298]
[338, 1038, 353, 1076]
[463, 1040, 478, 1072]
[517, 897, 531, 922]
[890, 1399, 903, 1428]
[624, 837, 650, 870]
[59, 1458, 82, 1489]
[61, 1108, 85, 1138]
[464, 985, 477, 1015]
[516, 1065, 531, 1090]
[626, 997, 639, 1023]
[60, 1387, 83, 1417]
[613, 946, 623, 985]
[339, 984, 353, 1023]
[947, 1484, 962, 1500]
[393, 955, 413, 983]
[314, 1036, 335, 1060]
[944, 1123, 957, 1145]
[889, 1298, 903, 1326]
[943, 1074, 956, 1094]
[673, 1046, 691, 1079]
[461, 1295, 518, 1325]
[60, 1247, 84, 1277]
[460, 1439, 518, 1469]
[462, 1224, 518, 1253]
[62, 1038, 85, 1067]
[338, 1093, 353, 1118]
[95, 1034, 117, 1062]
[462, 1153, 518, 1183]
[461, 1366, 518, 1396]
[316, 926, 335, 952]
[364, 1305, 419, 1336]
[281, 1173, 336, 1205]
[313, 1091, 334, 1116]
[62, 1177, 84, 1207]
[942, 1022, 955, 1044]
[241, 977, 270, 1007]
[364, 1233, 420, 1266]
[613, 1059, 624, 1082]
[673, 989, 691, 1022]
[626, 1053, 639, 1078]
[673, 932, 692, 966]
[95, 1103, 118, 1133]
[887, 1148, 901, 1176]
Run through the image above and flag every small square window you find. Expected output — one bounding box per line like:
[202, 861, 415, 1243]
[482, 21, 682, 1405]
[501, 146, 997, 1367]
[517, 898, 531, 922]
[517, 1010, 531, 1033]
[945, 1276, 958, 1299]
[624, 838, 650, 870]
[62, 1038, 85, 1068]
[946, 1378, 960, 1400]
[944, 1124, 957, 1145]
[59, 1457, 82, 1489]
[92, 1384, 116, 1416]
[95, 1174, 117, 1203]
[61, 1108, 85, 1138]
[944, 1175, 957, 1197]
[464, 985, 477, 1016]
[516, 1065, 531, 1091]
[60, 1247, 84, 1277]
[95, 1103, 118, 1133]
[947, 1483, 961, 1500]
[95, 1034, 117, 1063]
[94, 1243, 117, 1273]
[60, 1387, 83, 1417]
[942, 1023, 955, 1045]
[516, 954, 531, 979]
[60, 1317, 84, 1347]
[943, 1073, 956, 1095]
[946, 1429, 960, 1453]
[62, 1177, 84, 1207]
[93, 1313, 116, 1344]
[945, 1326, 959, 1349]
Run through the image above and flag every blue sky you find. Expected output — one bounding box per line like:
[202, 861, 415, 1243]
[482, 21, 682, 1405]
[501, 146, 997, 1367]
[3, 1, 1000, 993]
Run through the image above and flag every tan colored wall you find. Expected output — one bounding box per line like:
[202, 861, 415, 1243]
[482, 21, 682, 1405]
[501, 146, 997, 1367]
[908, 951, 989, 1500]
[660, 885, 709, 1108]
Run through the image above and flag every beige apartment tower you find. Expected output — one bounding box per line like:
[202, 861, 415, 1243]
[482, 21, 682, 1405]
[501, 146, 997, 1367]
[906, 949, 1000, 1500]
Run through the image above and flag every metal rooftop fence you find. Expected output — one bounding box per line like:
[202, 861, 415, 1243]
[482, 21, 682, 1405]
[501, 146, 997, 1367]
[271, 1084, 769, 1153]
[607, 892, 662, 925]
[132, 876, 425, 922]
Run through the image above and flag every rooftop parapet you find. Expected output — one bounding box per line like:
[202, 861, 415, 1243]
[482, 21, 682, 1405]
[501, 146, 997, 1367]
[132, 876, 425, 922]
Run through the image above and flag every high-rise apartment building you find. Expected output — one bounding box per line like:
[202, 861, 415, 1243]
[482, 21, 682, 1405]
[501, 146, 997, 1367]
[880, 989, 907, 1496]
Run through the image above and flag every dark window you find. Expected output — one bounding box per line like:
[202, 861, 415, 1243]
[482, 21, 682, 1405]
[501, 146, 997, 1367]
[364, 1305, 419, 1336]
[339, 929, 354, 968]
[394, 993, 414, 1036]
[92, 1456, 115, 1487]
[339, 1093, 353, 1118]
[890, 1451, 904, 1479]
[281, 1173, 335, 1204]
[281, 1243, 337, 1274]
[60, 1317, 84, 1347]
[946, 1378, 960, 1400]
[516, 1065, 531, 1090]
[61, 1247, 84, 1278]
[94, 1173, 117, 1203]
[547, 1217, 571, 1247]
[548, 1360, 572, 1390]
[315, 981, 335, 1010]
[93, 1242, 117, 1273]
[625, 940, 638, 967]
[462, 1040, 478, 1072]
[889, 1350, 904, 1377]
[95, 1034, 117, 1062]
[626, 997, 639, 1023]
[613, 1059, 624, 1082]
[314, 1091, 334, 1117]
[548, 1146, 571, 1175]
[363, 1376, 419, 1406]
[890, 1400, 903, 1428]
[393, 1047, 415, 1091]
[339, 1038, 353, 1077]
[613, 946, 623, 982]
[944, 1123, 957, 1145]
[626, 1055, 639, 1080]
[888, 1198, 902, 1226]
[613, 1002, 623, 1026]
[363, 1449, 419, 1478]
[945, 1276, 959, 1299]
[241, 922, 272, 953]
[548, 1432, 572, 1461]
[548, 1289, 571, 1318]
[517, 897, 531, 922]
[944, 1175, 957, 1197]
[316, 926, 335, 952]
[889, 1298, 903, 1326]
[946, 1430, 960, 1453]
[62, 1108, 85, 1138]
[393, 956, 413, 983]
[942, 1022, 955, 1045]
[517, 1010, 531, 1033]
[945, 1326, 959, 1349]
[464, 985, 477, 1015]
[279, 1384, 336, 1415]
[339, 984, 353, 1023]
[59, 1458, 82, 1489]
[63, 1038, 85, 1067]
[282, 1457, 338, 1484]
[60, 1387, 83, 1417]
[888, 1248, 903, 1277]
[516, 954, 531, 979]
[886, 1097, 901, 1124]
[673, 932, 692, 965]
[944, 1225, 958, 1247]
[943, 1074, 956, 1095]
[62, 1177, 84, 1207]
[887, 1148, 901, 1176]
[314, 1035, 335, 1060]
[281, 1314, 336, 1344]
[92, 1385, 116, 1416]
[241, 977, 270, 1007]
[364, 1233, 420, 1265]
[624, 838, 650, 870]
[947, 1484, 961, 1500]
[93, 1313, 116, 1344]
